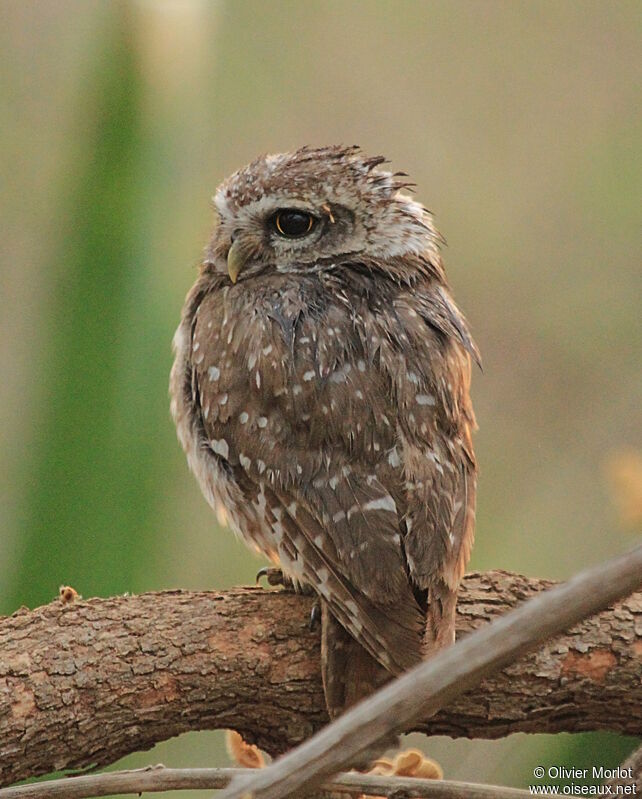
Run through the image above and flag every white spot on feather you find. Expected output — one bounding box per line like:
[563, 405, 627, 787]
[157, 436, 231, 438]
[211, 439, 229, 459]
[208, 365, 220, 381]
[416, 394, 436, 406]
[363, 496, 396, 513]
[388, 446, 401, 468]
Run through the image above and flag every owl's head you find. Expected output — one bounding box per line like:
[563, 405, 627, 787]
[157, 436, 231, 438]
[205, 146, 444, 285]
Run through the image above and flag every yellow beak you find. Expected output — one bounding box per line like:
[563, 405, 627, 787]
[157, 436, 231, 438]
[227, 239, 247, 284]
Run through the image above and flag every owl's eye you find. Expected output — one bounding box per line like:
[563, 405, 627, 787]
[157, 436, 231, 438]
[272, 209, 316, 238]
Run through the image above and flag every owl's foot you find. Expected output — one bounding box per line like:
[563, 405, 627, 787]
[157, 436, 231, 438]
[255, 566, 315, 595]
[255, 566, 290, 588]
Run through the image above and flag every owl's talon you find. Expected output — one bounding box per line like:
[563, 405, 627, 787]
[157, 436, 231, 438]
[309, 601, 321, 631]
[256, 566, 291, 589]
[255, 566, 270, 585]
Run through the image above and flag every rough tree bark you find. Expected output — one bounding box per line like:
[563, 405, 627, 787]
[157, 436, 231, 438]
[1, 570, 640, 788]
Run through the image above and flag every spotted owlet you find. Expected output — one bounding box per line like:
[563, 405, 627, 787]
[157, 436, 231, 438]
[170, 145, 479, 716]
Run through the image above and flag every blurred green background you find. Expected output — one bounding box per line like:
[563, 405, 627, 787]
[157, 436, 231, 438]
[1, 1, 640, 794]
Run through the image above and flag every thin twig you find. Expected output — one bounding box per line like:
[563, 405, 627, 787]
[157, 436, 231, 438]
[0, 765, 550, 799]
[219, 542, 642, 799]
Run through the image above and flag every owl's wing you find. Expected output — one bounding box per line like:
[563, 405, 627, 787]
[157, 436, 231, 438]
[277, 482, 425, 673]
[392, 286, 479, 650]
[400, 432, 476, 649]
[251, 466, 425, 675]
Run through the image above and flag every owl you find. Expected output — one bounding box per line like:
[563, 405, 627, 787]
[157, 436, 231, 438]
[170, 145, 479, 716]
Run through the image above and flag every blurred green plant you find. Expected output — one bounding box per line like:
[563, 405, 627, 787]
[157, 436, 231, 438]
[5, 7, 168, 614]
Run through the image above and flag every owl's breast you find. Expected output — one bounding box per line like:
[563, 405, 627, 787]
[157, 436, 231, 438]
[190, 276, 395, 481]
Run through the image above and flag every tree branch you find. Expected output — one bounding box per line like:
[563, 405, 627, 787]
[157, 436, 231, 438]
[0, 765, 538, 799]
[218, 544, 642, 799]
[1, 568, 640, 788]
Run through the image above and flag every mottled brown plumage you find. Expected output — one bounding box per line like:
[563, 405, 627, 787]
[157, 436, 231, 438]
[170, 145, 479, 715]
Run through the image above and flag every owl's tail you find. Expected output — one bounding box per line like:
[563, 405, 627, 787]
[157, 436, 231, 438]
[320, 602, 391, 720]
[321, 583, 457, 720]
